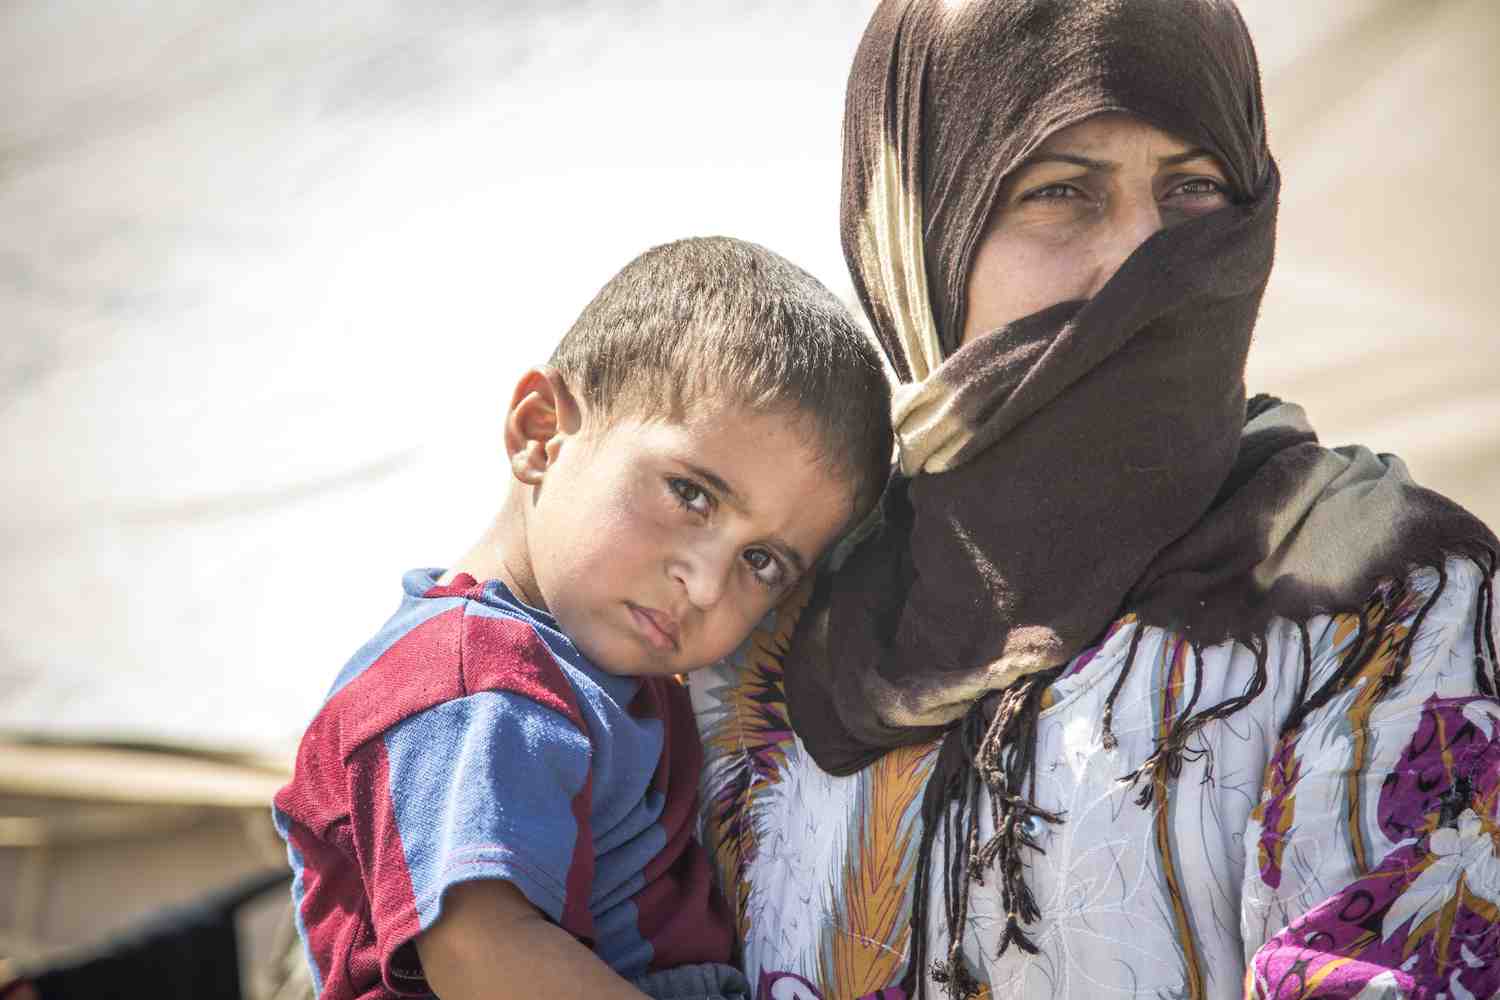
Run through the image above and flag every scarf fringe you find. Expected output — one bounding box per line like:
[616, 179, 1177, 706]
[903, 551, 1498, 998]
[905, 670, 1063, 1000]
[1474, 550, 1498, 698]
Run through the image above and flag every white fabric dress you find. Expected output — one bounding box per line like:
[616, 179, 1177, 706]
[691, 558, 1500, 1000]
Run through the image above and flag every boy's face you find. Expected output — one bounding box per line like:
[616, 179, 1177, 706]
[518, 394, 855, 677]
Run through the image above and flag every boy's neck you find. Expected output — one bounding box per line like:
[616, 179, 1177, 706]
[442, 491, 544, 610]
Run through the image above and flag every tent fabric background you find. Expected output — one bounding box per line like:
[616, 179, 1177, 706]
[1, 0, 1496, 761]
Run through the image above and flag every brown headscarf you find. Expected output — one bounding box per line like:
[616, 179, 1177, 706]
[785, 0, 1496, 773]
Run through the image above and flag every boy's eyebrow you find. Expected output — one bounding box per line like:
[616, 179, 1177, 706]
[683, 460, 811, 576]
[683, 461, 742, 509]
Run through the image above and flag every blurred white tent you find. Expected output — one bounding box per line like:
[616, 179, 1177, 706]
[1, 0, 1497, 981]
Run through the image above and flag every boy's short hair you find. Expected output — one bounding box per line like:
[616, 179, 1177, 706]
[550, 236, 893, 522]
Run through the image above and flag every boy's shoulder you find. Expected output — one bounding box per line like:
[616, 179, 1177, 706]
[303, 569, 596, 765]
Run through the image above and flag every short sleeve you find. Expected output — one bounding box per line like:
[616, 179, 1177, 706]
[346, 690, 595, 994]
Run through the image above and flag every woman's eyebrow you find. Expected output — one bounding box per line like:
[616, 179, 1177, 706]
[1022, 152, 1113, 171]
[1159, 147, 1217, 166]
[1021, 147, 1218, 171]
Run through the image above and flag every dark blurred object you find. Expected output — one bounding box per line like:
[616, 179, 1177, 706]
[14, 869, 288, 1000]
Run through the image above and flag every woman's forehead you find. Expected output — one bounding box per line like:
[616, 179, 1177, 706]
[1038, 115, 1185, 153]
[1025, 114, 1225, 170]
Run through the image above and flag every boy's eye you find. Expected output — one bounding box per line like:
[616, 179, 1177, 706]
[669, 477, 711, 516]
[742, 548, 785, 589]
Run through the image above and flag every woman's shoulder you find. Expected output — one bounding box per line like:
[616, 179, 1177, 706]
[1054, 554, 1495, 704]
[1286, 553, 1496, 724]
[691, 554, 1498, 759]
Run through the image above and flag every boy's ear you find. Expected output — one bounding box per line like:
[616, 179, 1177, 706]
[504, 367, 582, 486]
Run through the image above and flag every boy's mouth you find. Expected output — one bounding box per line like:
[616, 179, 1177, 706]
[627, 602, 680, 652]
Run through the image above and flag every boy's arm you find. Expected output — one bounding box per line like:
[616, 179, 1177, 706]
[417, 879, 652, 1000]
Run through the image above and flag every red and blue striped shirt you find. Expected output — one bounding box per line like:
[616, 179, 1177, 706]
[272, 569, 732, 999]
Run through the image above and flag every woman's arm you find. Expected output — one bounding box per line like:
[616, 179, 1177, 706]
[1242, 559, 1500, 999]
[417, 880, 651, 1000]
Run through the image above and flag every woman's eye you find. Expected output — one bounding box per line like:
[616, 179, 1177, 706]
[742, 548, 785, 589]
[1161, 176, 1230, 218]
[669, 478, 711, 516]
[1169, 177, 1226, 199]
[1024, 182, 1084, 202]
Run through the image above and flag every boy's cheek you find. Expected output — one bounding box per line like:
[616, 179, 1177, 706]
[702, 603, 774, 665]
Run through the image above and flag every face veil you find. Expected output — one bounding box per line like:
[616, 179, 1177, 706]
[791, 0, 1284, 762]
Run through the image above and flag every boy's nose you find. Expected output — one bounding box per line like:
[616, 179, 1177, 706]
[671, 547, 732, 611]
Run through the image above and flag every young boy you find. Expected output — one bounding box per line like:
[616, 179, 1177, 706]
[272, 237, 892, 1000]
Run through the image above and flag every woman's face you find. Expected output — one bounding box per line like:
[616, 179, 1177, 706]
[961, 113, 1232, 345]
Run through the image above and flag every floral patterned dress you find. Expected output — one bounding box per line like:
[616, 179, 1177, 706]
[690, 558, 1500, 1000]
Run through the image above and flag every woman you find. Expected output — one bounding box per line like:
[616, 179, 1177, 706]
[689, 2, 1500, 998]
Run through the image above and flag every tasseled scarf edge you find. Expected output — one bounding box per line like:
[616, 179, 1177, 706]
[902, 548, 1500, 1000]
